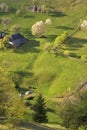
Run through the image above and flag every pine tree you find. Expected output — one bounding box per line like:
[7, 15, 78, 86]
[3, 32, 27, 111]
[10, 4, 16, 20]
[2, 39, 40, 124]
[33, 93, 48, 123]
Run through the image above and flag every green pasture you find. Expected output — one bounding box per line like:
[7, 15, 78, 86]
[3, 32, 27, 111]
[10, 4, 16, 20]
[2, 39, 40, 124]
[0, 0, 87, 125]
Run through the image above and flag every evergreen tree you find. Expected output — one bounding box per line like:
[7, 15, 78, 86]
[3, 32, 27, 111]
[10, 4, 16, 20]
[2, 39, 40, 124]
[33, 93, 48, 123]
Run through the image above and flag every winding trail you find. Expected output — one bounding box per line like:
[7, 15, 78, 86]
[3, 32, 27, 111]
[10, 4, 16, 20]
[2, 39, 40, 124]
[20, 121, 64, 130]
[52, 80, 87, 102]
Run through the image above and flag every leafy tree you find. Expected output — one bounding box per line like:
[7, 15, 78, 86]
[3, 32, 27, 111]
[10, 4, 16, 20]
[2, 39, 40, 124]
[0, 35, 9, 50]
[81, 55, 87, 62]
[33, 93, 48, 123]
[1, 17, 11, 31]
[10, 24, 21, 33]
[16, 9, 21, 16]
[53, 31, 68, 48]
[59, 91, 87, 130]
[0, 3, 8, 12]
[31, 21, 45, 37]
[0, 67, 24, 123]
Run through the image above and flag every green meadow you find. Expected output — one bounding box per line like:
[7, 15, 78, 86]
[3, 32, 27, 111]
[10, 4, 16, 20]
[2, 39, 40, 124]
[0, 0, 87, 126]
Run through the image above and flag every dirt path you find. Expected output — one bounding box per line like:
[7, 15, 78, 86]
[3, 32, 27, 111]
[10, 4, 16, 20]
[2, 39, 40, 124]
[20, 121, 53, 130]
[52, 81, 87, 102]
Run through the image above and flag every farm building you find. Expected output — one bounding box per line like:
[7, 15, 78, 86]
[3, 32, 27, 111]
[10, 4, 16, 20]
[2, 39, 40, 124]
[9, 33, 28, 48]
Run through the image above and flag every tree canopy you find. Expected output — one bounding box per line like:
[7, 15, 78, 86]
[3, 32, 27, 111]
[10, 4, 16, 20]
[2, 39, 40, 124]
[0, 67, 24, 123]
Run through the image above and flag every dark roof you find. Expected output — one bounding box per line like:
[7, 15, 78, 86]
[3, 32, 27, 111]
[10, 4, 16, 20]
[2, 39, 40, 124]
[9, 33, 27, 47]
[0, 32, 5, 39]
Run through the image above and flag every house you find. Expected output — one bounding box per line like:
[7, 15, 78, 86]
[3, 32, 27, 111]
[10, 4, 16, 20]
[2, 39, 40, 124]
[9, 33, 28, 48]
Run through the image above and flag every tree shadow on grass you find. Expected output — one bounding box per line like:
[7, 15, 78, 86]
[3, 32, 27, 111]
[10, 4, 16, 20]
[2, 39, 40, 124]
[24, 15, 35, 18]
[65, 36, 87, 50]
[0, 12, 12, 16]
[47, 108, 55, 113]
[12, 70, 33, 84]
[15, 40, 40, 53]
[10, 70, 34, 92]
[49, 11, 67, 17]
[46, 34, 58, 42]
[21, 121, 51, 130]
[16, 71, 33, 78]
[56, 25, 74, 30]
[21, 28, 34, 39]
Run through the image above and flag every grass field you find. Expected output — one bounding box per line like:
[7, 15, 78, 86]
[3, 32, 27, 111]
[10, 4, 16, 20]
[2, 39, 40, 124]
[0, 0, 87, 126]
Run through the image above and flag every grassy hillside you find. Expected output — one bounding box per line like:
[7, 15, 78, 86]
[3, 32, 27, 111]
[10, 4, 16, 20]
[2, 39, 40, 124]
[0, 0, 87, 125]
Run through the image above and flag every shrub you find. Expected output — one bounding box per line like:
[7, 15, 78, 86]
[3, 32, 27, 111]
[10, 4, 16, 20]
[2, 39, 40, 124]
[31, 21, 45, 37]
[45, 18, 52, 25]
[16, 9, 21, 16]
[63, 50, 71, 56]
[59, 92, 87, 130]
[41, 4, 46, 13]
[53, 31, 68, 48]
[44, 42, 53, 52]
[1, 17, 11, 25]
[41, 4, 50, 14]
[0, 3, 8, 12]
[81, 55, 87, 62]
[10, 25, 21, 33]
[80, 20, 87, 30]
[0, 35, 9, 49]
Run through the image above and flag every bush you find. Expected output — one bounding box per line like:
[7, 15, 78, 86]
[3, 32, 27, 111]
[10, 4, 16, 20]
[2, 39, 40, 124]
[63, 50, 71, 56]
[9, 7, 16, 12]
[53, 31, 68, 48]
[59, 92, 87, 130]
[44, 42, 53, 52]
[10, 25, 21, 33]
[0, 3, 8, 12]
[1, 17, 11, 25]
[45, 18, 52, 25]
[16, 9, 21, 16]
[81, 55, 87, 62]
[31, 21, 45, 37]
[80, 20, 87, 30]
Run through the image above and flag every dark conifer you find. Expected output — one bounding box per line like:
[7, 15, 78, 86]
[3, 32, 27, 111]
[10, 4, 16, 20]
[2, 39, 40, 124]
[33, 93, 48, 123]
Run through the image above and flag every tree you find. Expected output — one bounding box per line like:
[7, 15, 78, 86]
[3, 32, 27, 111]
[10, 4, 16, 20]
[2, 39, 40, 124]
[16, 9, 21, 16]
[31, 21, 45, 37]
[0, 35, 9, 50]
[1, 17, 11, 31]
[0, 3, 8, 12]
[45, 18, 52, 25]
[10, 24, 21, 33]
[33, 93, 48, 123]
[0, 67, 24, 124]
[53, 31, 68, 48]
[80, 20, 87, 30]
[59, 91, 87, 130]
